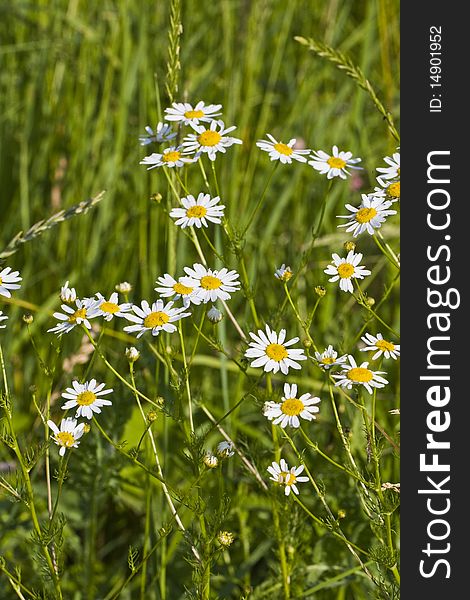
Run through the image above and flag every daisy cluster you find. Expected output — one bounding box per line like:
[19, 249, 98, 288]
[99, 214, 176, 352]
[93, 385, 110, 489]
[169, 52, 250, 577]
[139, 100, 242, 170]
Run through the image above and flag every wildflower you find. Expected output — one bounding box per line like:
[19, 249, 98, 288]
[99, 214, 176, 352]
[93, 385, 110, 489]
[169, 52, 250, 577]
[125, 346, 140, 362]
[360, 333, 400, 360]
[256, 134, 310, 164]
[181, 120, 242, 161]
[376, 150, 400, 186]
[245, 324, 307, 375]
[181, 263, 240, 303]
[217, 441, 235, 458]
[314, 345, 348, 370]
[60, 280, 77, 304]
[333, 355, 388, 394]
[207, 305, 223, 323]
[203, 453, 219, 468]
[154, 274, 202, 308]
[139, 122, 177, 145]
[0, 311, 8, 329]
[61, 379, 113, 420]
[267, 459, 309, 496]
[48, 298, 100, 336]
[164, 101, 222, 126]
[324, 251, 371, 293]
[337, 194, 396, 237]
[274, 264, 293, 282]
[263, 383, 320, 428]
[308, 145, 362, 179]
[95, 292, 132, 321]
[379, 179, 401, 202]
[123, 299, 190, 338]
[115, 281, 132, 294]
[217, 531, 235, 547]
[47, 418, 85, 456]
[169, 193, 225, 229]
[0, 267, 22, 298]
[140, 146, 194, 169]
[114, 281, 132, 294]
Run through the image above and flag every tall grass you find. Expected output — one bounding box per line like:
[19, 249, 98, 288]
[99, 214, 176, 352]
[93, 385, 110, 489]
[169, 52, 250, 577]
[1, 1, 399, 598]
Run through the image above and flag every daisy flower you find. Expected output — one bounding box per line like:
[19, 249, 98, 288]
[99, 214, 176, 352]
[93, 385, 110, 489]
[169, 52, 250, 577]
[360, 333, 400, 360]
[378, 178, 401, 202]
[61, 379, 113, 420]
[263, 383, 320, 428]
[180, 264, 240, 303]
[337, 194, 397, 237]
[333, 355, 388, 394]
[48, 298, 100, 336]
[376, 150, 400, 185]
[60, 281, 77, 304]
[140, 146, 194, 169]
[164, 101, 222, 126]
[314, 345, 348, 370]
[256, 134, 310, 164]
[245, 324, 307, 375]
[181, 120, 242, 161]
[267, 459, 309, 496]
[169, 193, 225, 229]
[217, 441, 235, 458]
[0, 311, 8, 329]
[324, 251, 371, 293]
[308, 145, 362, 179]
[95, 292, 132, 321]
[274, 264, 293, 282]
[47, 417, 85, 456]
[0, 267, 22, 298]
[155, 274, 203, 308]
[123, 299, 191, 338]
[139, 122, 177, 145]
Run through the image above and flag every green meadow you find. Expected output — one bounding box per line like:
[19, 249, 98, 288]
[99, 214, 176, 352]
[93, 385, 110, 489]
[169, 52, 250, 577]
[0, 1, 400, 598]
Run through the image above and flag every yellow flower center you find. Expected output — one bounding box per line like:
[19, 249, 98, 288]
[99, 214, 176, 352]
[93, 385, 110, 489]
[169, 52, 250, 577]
[163, 151, 181, 163]
[355, 207, 378, 223]
[184, 109, 204, 119]
[56, 432, 76, 447]
[173, 282, 193, 295]
[198, 130, 222, 147]
[397, 167, 401, 175]
[278, 471, 297, 486]
[281, 398, 304, 416]
[186, 205, 207, 219]
[337, 263, 355, 278]
[375, 339, 395, 352]
[265, 343, 288, 362]
[327, 157, 346, 169]
[279, 270, 292, 282]
[144, 311, 170, 328]
[76, 391, 97, 406]
[0, 277, 2, 285]
[347, 367, 374, 383]
[200, 275, 222, 290]
[273, 142, 293, 156]
[68, 308, 87, 324]
[387, 181, 400, 198]
[100, 301, 120, 314]
[321, 357, 335, 365]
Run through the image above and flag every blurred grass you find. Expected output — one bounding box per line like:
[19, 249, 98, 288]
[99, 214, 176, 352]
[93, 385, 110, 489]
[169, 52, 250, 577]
[0, 1, 399, 598]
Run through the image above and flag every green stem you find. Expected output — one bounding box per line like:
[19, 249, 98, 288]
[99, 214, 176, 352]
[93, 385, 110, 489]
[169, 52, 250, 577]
[178, 321, 194, 434]
[241, 162, 278, 237]
[283, 283, 318, 352]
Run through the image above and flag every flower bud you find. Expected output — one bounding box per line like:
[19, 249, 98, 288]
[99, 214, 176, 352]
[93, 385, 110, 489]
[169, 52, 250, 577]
[314, 286, 326, 297]
[125, 346, 140, 362]
[207, 306, 223, 323]
[217, 531, 234, 547]
[343, 241, 356, 252]
[115, 281, 132, 293]
[23, 313, 34, 324]
[203, 453, 219, 468]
